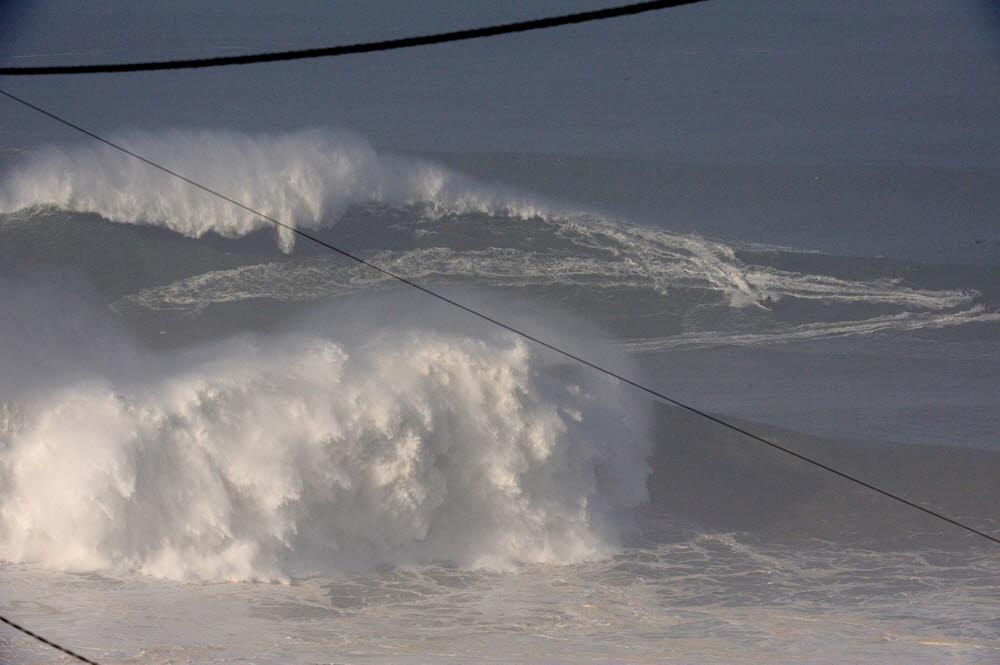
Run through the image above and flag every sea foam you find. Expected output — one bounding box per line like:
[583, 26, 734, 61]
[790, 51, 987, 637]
[0, 309, 652, 582]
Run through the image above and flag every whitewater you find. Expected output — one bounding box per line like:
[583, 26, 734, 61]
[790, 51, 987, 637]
[1, 129, 998, 664]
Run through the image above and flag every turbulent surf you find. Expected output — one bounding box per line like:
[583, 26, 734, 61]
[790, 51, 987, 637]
[1, 129, 998, 664]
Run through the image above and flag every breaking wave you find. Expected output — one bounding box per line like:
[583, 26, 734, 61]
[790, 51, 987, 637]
[5, 127, 943, 313]
[0, 302, 652, 582]
[0, 128, 550, 251]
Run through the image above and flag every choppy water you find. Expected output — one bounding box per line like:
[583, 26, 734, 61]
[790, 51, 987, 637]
[1, 130, 998, 663]
[5, 537, 999, 664]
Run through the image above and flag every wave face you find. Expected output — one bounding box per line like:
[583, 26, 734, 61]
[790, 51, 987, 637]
[0, 304, 651, 582]
[0, 129, 548, 251]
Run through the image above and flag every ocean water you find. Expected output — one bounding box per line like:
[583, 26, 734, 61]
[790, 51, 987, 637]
[1, 129, 998, 664]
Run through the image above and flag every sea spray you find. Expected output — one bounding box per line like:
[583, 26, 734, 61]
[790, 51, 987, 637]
[0, 317, 652, 582]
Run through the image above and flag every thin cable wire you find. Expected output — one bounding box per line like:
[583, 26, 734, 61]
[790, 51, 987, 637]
[0, 615, 102, 665]
[2, 87, 997, 547]
[0, 0, 708, 76]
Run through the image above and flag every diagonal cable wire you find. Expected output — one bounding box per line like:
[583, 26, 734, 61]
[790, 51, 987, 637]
[2, 87, 997, 548]
[0, 0, 709, 76]
[0, 615, 102, 665]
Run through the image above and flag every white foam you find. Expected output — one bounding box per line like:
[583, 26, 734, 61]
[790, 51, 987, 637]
[0, 323, 652, 582]
[115, 246, 968, 316]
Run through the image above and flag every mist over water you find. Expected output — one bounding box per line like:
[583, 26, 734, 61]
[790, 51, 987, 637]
[0, 290, 651, 581]
[1, 129, 998, 664]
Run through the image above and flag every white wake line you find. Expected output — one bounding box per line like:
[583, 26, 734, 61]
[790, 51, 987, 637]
[620, 308, 1000, 352]
[114, 248, 965, 313]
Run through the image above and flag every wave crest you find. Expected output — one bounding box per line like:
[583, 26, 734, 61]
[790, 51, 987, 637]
[0, 129, 549, 251]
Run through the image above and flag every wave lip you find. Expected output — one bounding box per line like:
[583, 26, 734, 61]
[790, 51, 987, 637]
[0, 128, 550, 251]
[0, 328, 652, 582]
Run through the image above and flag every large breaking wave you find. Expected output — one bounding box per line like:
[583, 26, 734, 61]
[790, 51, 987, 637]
[0, 286, 653, 582]
[0, 128, 550, 251]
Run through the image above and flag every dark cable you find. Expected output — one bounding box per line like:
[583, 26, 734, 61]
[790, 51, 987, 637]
[0, 615, 102, 665]
[2, 87, 997, 547]
[0, 0, 709, 76]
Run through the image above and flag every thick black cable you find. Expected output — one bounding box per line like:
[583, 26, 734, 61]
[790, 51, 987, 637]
[0, 614, 102, 665]
[2, 87, 997, 548]
[0, 0, 708, 76]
